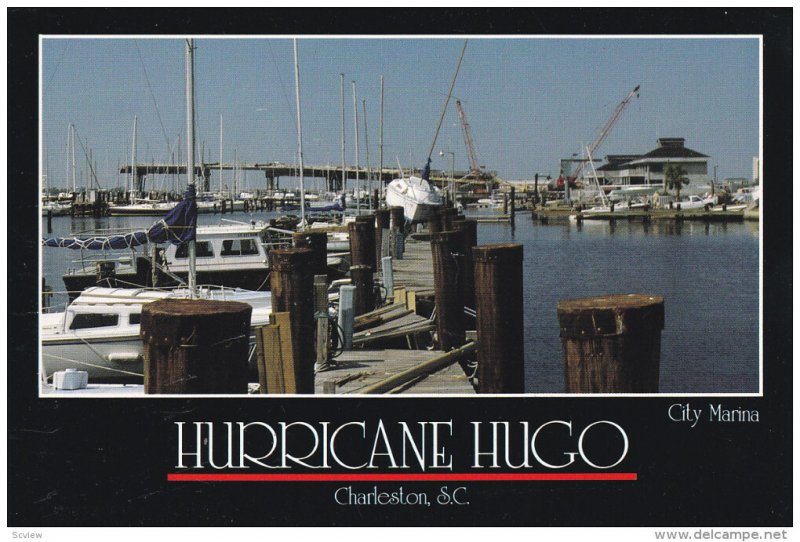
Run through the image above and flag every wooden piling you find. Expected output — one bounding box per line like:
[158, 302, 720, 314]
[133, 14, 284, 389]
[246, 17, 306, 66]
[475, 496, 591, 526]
[293, 231, 328, 279]
[509, 186, 516, 226]
[350, 264, 375, 316]
[557, 294, 664, 393]
[431, 230, 466, 351]
[46, 210, 53, 234]
[439, 207, 458, 231]
[372, 188, 380, 211]
[375, 208, 391, 266]
[269, 248, 316, 394]
[314, 274, 330, 370]
[141, 299, 252, 394]
[348, 219, 376, 271]
[427, 208, 442, 234]
[389, 206, 406, 259]
[473, 243, 524, 393]
[453, 219, 478, 313]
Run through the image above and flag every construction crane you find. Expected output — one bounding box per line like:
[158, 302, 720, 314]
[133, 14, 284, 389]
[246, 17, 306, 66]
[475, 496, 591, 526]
[567, 84, 641, 185]
[455, 99, 489, 179]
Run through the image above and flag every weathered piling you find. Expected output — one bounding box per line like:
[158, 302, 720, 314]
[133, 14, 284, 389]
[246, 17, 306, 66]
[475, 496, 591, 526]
[372, 188, 380, 211]
[431, 230, 466, 351]
[427, 208, 442, 234]
[314, 274, 330, 371]
[439, 207, 459, 231]
[349, 217, 376, 271]
[473, 243, 525, 393]
[350, 264, 375, 316]
[269, 248, 316, 394]
[389, 206, 406, 259]
[46, 210, 53, 233]
[509, 186, 516, 226]
[141, 299, 252, 394]
[557, 294, 664, 393]
[453, 219, 478, 313]
[375, 208, 391, 265]
[293, 231, 328, 279]
[338, 285, 355, 350]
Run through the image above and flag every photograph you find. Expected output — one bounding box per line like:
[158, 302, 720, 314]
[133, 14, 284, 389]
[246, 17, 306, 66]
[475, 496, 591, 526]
[39, 34, 760, 397]
[8, 7, 792, 532]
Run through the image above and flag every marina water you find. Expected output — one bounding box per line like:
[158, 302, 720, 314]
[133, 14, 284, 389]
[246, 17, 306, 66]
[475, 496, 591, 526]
[41, 211, 760, 394]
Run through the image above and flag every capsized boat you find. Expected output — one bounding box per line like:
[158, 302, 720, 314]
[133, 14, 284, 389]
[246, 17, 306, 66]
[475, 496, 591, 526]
[385, 175, 443, 224]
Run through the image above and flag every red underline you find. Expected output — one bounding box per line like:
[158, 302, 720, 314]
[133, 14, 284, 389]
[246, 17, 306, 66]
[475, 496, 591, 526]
[168, 472, 637, 482]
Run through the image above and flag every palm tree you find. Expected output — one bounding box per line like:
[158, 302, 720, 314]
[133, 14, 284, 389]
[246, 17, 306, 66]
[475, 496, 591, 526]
[664, 164, 689, 201]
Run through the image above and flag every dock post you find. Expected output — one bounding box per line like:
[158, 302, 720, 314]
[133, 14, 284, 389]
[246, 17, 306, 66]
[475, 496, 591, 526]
[509, 186, 516, 226]
[381, 256, 394, 296]
[338, 284, 355, 350]
[46, 210, 53, 234]
[389, 206, 406, 259]
[453, 219, 478, 314]
[349, 216, 376, 271]
[141, 299, 252, 394]
[372, 188, 380, 211]
[473, 243, 525, 393]
[427, 208, 442, 234]
[375, 208, 391, 265]
[431, 230, 466, 351]
[269, 248, 316, 394]
[293, 231, 328, 279]
[439, 207, 458, 231]
[350, 264, 375, 316]
[314, 274, 330, 371]
[557, 294, 664, 393]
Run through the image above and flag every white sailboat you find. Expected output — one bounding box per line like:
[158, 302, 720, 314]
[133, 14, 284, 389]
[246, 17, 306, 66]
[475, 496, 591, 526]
[385, 175, 443, 224]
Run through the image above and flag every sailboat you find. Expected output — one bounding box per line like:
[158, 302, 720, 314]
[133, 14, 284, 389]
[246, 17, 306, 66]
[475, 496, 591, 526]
[386, 40, 468, 224]
[41, 39, 275, 386]
[385, 167, 443, 224]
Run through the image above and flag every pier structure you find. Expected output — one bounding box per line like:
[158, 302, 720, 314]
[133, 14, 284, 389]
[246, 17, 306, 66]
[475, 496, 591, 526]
[119, 161, 474, 195]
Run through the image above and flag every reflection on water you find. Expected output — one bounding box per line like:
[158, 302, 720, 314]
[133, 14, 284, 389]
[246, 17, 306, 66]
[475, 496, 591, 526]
[42, 210, 760, 394]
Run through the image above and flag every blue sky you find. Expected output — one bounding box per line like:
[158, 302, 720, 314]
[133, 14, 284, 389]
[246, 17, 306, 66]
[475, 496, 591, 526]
[41, 37, 759, 190]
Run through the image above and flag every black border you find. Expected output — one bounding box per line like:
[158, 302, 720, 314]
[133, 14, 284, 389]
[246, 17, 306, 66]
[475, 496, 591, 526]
[8, 8, 792, 527]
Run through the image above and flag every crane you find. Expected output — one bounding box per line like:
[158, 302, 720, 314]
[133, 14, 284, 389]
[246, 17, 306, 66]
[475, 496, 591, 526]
[567, 84, 640, 185]
[455, 99, 482, 177]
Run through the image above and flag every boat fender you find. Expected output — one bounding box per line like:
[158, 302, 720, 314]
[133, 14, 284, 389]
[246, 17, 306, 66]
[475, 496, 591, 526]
[105, 353, 143, 363]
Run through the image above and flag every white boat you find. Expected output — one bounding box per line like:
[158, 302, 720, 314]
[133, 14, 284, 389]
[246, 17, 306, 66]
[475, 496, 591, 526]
[108, 200, 179, 216]
[56, 220, 293, 298]
[385, 175, 443, 223]
[607, 185, 661, 202]
[673, 194, 716, 210]
[42, 201, 73, 216]
[41, 286, 272, 383]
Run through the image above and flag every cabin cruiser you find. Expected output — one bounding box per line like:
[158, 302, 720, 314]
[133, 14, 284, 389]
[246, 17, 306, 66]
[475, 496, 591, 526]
[41, 286, 272, 384]
[56, 221, 292, 300]
[385, 176, 443, 223]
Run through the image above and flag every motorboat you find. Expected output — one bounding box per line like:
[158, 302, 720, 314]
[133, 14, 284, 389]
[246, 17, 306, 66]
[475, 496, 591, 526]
[51, 220, 293, 300]
[41, 286, 272, 383]
[108, 199, 179, 216]
[385, 176, 443, 223]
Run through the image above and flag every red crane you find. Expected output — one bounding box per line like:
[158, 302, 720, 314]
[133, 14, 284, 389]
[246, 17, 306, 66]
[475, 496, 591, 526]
[455, 99, 484, 178]
[567, 84, 641, 185]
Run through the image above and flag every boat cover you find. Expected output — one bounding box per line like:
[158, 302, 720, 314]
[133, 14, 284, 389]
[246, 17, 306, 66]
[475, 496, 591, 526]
[42, 186, 197, 250]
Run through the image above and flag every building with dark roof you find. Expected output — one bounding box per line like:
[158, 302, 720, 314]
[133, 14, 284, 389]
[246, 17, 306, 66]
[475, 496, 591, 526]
[594, 138, 710, 188]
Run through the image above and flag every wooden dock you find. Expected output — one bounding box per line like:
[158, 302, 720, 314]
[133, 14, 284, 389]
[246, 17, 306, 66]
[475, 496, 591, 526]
[315, 238, 475, 395]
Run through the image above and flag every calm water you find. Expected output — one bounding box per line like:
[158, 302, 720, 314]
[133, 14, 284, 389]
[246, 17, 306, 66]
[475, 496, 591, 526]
[41, 211, 760, 394]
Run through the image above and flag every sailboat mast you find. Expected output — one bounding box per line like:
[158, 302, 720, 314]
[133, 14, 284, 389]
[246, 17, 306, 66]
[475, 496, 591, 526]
[71, 124, 76, 193]
[379, 75, 384, 199]
[185, 38, 196, 294]
[340, 73, 346, 195]
[130, 116, 137, 197]
[362, 99, 371, 209]
[352, 80, 360, 214]
[219, 114, 223, 194]
[293, 38, 306, 225]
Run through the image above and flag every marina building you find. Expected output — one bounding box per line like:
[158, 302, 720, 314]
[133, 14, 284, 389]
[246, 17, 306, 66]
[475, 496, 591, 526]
[594, 138, 710, 188]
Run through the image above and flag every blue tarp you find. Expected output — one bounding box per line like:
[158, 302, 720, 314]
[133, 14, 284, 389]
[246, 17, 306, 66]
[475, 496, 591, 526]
[42, 185, 197, 250]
